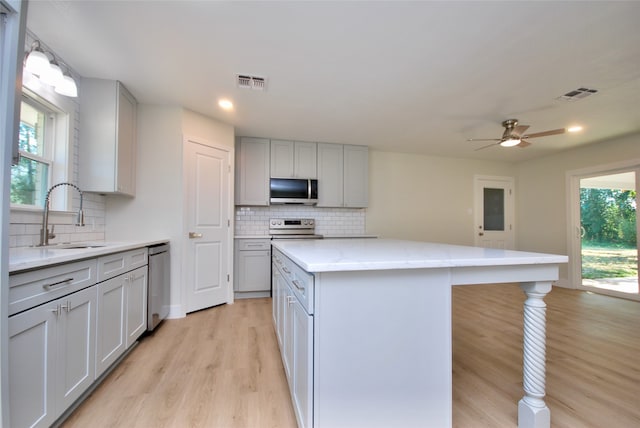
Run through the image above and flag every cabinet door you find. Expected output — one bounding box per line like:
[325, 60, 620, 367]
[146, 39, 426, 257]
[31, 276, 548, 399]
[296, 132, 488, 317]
[271, 139, 294, 178]
[344, 144, 369, 207]
[272, 262, 279, 328]
[9, 301, 57, 428]
[115, 82, 136, 195]
[79, 79, 137, 195]
[276, 269, 287, 351]
[57, 286, 97, 413]
[235, 137, 270, 205]
[294, 141, 317, 178]
[317, 143, 344, 207]
[283, 285, 295, 388]
[126, 266, 148, 348]
[292, 298, 313, 428]
[237, 250, 271, 292]
[96, 275, 126, 376]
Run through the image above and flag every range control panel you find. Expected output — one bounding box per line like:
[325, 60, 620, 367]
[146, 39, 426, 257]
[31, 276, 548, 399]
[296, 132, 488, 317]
[269, 218, 315, 234]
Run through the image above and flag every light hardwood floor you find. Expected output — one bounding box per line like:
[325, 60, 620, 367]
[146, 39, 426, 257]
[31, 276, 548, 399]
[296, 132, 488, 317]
[62, 285, 640, 428]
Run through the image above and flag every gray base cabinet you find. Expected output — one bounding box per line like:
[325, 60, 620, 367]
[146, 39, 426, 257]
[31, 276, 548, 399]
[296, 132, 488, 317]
[272, 249, 313, 428]
[9, 247, 148, 428]
[96, 254, 148, 377]
[234, 239, 271, 293]
[9, 286, 97, 428]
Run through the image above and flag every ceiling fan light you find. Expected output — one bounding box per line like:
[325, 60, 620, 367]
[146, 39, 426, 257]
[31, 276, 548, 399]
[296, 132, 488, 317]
[568, 125, 583, 133]
[40, 62, 64, 86]
[25, 49, 50, 76]
[500, 137, 521, 147]
[55, 74, 78, 97]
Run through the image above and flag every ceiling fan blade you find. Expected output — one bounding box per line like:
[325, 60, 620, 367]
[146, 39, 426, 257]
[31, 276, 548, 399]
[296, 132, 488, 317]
[517, 140, 532, 148]
[474, 142, 500, 151]
[467, 138, 501, 142]
[522, 128, 565, 139]
[512, 125, 530, 137]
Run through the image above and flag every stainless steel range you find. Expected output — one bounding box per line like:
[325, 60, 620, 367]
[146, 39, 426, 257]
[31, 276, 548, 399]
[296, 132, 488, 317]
[269, 218, 323, 239]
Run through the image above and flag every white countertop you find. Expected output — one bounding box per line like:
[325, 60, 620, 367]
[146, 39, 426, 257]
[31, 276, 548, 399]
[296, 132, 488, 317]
[9, 239, 169, 273]
[271, 238, 568, 273]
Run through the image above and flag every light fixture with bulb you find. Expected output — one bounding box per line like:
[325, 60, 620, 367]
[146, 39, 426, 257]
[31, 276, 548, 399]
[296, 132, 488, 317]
[500, 137, 522, 147]
[218, 99, 234, 110]
[24, 40, 78, 98]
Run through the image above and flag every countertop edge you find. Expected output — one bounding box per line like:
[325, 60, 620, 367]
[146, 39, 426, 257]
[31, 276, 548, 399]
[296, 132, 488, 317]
[272, 239, 568, 273]
[9, 239, 170, 273]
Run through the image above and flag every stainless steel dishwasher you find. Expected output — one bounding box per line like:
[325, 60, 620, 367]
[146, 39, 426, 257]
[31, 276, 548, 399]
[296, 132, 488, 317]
[148, 243, 170, 331]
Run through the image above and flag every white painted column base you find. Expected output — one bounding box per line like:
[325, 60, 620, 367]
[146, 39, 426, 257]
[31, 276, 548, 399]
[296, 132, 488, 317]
[518, 398, 550, 428]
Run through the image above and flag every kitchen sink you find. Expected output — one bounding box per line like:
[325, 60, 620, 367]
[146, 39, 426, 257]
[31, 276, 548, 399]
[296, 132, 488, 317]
[34, 243, 107, 249]
[58, 244, 106, 249]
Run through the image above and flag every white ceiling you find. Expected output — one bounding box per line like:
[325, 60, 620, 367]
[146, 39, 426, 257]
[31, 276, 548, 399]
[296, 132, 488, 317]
[25, 1, 640, 163]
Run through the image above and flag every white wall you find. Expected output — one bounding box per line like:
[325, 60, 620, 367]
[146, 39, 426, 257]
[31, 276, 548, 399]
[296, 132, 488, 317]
[516, 132, 640, 285]
[366, 150, 516, 245]
[105, 106, 234, 317]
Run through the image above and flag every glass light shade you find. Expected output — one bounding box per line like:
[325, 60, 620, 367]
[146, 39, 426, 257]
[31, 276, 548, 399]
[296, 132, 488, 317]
[500, 137, 521, 147]
[55, 75, 78, 97]
[39, 62, 64, 86]
[25, 50, 50, 76]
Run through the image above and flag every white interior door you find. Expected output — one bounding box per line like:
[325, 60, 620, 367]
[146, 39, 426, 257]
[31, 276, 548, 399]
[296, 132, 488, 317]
[474, 176, 514, 249]
[184, 138, 232, 313]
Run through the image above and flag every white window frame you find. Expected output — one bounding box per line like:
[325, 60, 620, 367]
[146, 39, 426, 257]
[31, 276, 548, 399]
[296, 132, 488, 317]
[11, 78, 75, 213]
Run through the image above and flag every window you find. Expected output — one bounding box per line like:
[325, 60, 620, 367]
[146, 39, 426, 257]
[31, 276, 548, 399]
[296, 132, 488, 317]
[10, 97, 53, 207]
[10, 88, 73, 211]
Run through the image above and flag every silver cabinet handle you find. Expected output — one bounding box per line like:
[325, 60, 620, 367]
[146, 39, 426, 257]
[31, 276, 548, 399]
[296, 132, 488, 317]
[189, 232, 203, 239]
[282, 266, 291, 274]
[43, 277, 73, 290]
[292, 279, 304, 291]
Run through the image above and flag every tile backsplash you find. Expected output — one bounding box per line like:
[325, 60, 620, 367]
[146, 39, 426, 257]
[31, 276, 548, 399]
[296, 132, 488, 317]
[9, 192, 106, 248]
[235, 205, 366, 236]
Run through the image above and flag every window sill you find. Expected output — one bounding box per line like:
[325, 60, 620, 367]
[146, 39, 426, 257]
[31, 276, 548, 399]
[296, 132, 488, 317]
[10, 206, 77, 225]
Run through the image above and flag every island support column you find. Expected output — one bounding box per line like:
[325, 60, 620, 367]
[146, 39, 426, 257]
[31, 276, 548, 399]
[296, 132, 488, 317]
[518, 281, 552, 428]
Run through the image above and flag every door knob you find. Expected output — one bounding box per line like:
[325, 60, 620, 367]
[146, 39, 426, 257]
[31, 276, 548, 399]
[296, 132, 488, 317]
[189, 232, 203, 239]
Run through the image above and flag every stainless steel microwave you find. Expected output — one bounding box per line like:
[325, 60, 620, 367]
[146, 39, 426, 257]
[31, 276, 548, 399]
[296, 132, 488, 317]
[270, 178, 318, 205]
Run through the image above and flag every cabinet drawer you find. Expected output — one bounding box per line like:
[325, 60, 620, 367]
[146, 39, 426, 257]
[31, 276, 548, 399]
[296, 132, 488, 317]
[9, 259, 97, 316]
[273, 248, 314, 314]
[98, 248, 148, 282]
[238, 239, 271, 251]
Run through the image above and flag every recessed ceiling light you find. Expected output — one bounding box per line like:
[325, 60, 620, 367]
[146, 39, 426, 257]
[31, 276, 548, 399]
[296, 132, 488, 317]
[218, 99, 233, 110]
[567, 125, 583, 133]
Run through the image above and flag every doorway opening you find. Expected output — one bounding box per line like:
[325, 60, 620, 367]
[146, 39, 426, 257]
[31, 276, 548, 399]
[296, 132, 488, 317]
[568, 162, 639, 300]
[580, 172, 638, 295]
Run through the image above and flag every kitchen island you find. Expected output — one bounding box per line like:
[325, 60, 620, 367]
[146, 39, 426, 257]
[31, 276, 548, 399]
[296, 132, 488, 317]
[271, 238, 568, 428]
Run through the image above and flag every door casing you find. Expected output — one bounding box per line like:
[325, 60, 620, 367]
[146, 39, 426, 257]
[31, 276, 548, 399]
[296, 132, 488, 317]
[566, 159, 640, 300]
[474, 175, 515, 249]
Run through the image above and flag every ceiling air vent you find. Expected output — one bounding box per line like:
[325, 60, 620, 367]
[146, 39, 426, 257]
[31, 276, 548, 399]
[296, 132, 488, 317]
[236, 74, 267, 91]
[557, 87, 598, 101]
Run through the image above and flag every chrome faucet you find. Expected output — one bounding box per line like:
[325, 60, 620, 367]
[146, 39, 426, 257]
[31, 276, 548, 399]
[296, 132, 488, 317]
[40, 182, 85, 246]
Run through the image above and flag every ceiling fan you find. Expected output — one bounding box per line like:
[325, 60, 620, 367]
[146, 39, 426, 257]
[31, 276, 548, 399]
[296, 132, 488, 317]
[468, 119, 565, 151]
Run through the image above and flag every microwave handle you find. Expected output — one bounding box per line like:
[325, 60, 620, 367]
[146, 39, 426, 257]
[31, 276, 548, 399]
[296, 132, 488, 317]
[308, 179, 311, 199]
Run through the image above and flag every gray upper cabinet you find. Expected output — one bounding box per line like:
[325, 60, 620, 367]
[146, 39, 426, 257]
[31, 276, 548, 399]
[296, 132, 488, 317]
[343, 145, 369, 207]
[317, 143, 344, 207]
[80, 79, 137, 196]
[235, 137, 270, 206]
[317, 143, 368, 208]
[271, 140, 317, 178]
